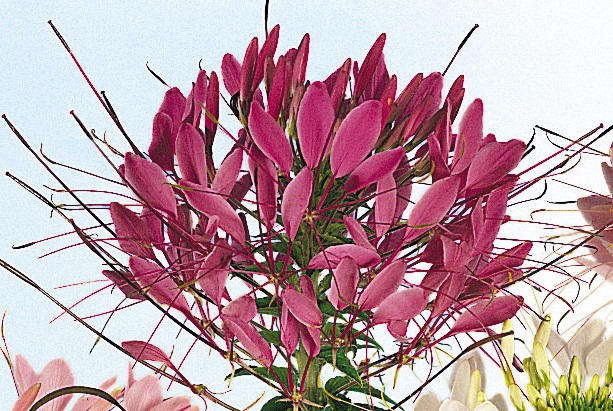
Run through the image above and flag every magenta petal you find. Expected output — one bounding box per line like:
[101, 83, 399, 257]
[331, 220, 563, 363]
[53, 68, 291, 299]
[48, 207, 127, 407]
[345, 147, 404, 193]
[474, 185, 512, 253]
[37, 358, 75, 411]
[103, 269, 144, 301]
[465, 139, 525, 192]
[343, 216, 374, 250]
[267, 55, 286, 120]
[221, 54, 242, 96]
[175, 123, 207, 185]
[182, 70, 208, 127]
[110, 202, 155, 259]
[372, 288, 427, 324]
[291, 34, 310, 89]
[250, 150, 278, 230]
[329, 256, 359, 310]
[254, 24, 280, 90]
[248, 101, 293, 175]
[181, 180, 246, 245]
[300, 323, 321, 357]
[449, 296, 523, 336]
[283, 288, 322, 328]
[297, 81, 335, 169]
[205, 71, 220, 139]
[403, 175, 460, 243]
[299, 275, 317, 301]
[222, 294, 257, 323]
[330, 58, 352, 112]
[129, 256, 191, 315]
[354, 33, 386, 99]
[358, 260, 406, 311]
[148, 112, 175, 171]
[240, 37, 258, 101]
[224, 320, 273, 368]
[122, 340, 171, 364]
[158, 87, 186, 144]
[281, 297, 300, 355]
[282, 168, 312, 241]
[308, 244, 381, 269]
[379, 74, 397, 127]
[374, 173, 396, 238]
[451, 98, 484, 174]
[212, 146, 243, 196]
[124, 153, 177, 218]
[478, 241, 532, 279]
[198, 240, 233, 305]
[431, 271, 466, 317]
[330, 100, 383, 178]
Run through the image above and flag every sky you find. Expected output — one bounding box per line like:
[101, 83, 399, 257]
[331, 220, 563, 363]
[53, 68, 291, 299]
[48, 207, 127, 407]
[1, 1, 613, 409]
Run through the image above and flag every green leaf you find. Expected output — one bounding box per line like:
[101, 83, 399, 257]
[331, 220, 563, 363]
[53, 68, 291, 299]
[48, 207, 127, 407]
[260, 329, 281, 344]
[258, 307, 281, 317]
[226, 366, 292, 389]
[319, 346, 361, 384]
[262, 396, 292, 411]
[324, 376, 397, 407]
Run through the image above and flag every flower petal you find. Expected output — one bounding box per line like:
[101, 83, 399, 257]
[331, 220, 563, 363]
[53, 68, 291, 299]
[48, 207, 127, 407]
[181, 180, 246, 245]
[330, 100, 382, 178]
[282, 168, 312, 241]
[222, 294, 257, 323]
[248, 101, 293, 175]
[176, 123, 207, 185]
[451, 98, 483, 174]
[358, 260, 406, 311]
[148, 112, 174, 171]
[372, 288, 427, 324]
[37, 358, 75, 411]
[329, 256, 360, 310]
[449, 296, 523, 336]
[297, 81, 335, 169]
[308, 244, 381, 269]
[353, 33, 386, 99]
[345, 147, 404, 194]
[212, 145, 243, 196]
[110, 202, 155, 259]
[123, 374, 163, 411]
[124, 153, 177, 218]
[221, 54, 242, 96]
[283, 288, 322, 328]
[374, 173, 396, 238]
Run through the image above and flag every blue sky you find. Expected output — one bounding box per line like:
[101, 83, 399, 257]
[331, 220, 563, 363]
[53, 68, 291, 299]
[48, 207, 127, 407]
[1, 1, 613, 408]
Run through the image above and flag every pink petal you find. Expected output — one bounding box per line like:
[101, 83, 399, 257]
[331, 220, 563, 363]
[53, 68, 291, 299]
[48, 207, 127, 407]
[37, 358, 75, 411]
[330, 100, 383, 178]
[297, 81, 335, 169]
[478, 242, 532, 279]
[181, 181, 246, 245]
[158, 87, 186, 145]
[224, 320, 273, 367]
[344, 147, 404, 194]
[71, 376, 118, 411]
[330, 58, 352, 112]
[343, 216, 375, 250]
[254, 25, 280, 90]
[374, 173, 396, 238]
[403, 175, 460, 244]
[300, 323, 321, 357]
[14, 355, 38, 395]
[198, 240, 233, 305]
[212, 146, 243, 196]
[465, 139, 525, 193]
[448, 296, 523, 336]
[150, 397, 194, 411]
[102, 269, 144, 301]
[283, 288, 322, 328]
[379, 74, 397, 127]
[240, 37, 258, 101]
[176, 123, 207, 185]
[372, 288, 427, 324]
[291, 34, 310, 89]
[281, 168, 312, 241]
[110, 202, 155, 259]
[308, 244, 381, 269]
[427, 110, 451, 181]
[578, 195, 613, 243]
[182, 70, 208, 127]
[140, 206, 164, 247]
[267, 55, 286, 119]
[451, 99, 484, 174]
[353, 33, 386, 99]
[252, 151, 279, 230]
[431, 271, 466, 317]
[248, 101, 293, 175]
[122, 340, 170, 364]
[124, 153, 176, 218]
[391, 73, 423, 122]
[129, 256, 191, 315]
[221, 54, 242, 96]
[11, 382, 39, 411]
[446, 75, 465, 122]
[123, 374, 163, 411]
[299, 276, 317, 301]
[602, 163, 613, 197]
[148, 112, 175, 171]
[474, 185, 512, 253]
[281, 296, 300, 355]
[205, 71, 220, 139]
[222, 294, 257, 323]
[329, 256, 360, 310]
[358, 260, 406, 311]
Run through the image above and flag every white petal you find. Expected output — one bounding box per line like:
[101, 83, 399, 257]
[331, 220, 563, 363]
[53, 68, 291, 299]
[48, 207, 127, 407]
[450, 360, 470, 404]
[414, 392, 442, 411]
[474, 401, 501, 411]
[489, 393, 511, 411]
[440, 399, 470, 411]
[568, 319, 606, 371]
[586, 337, 613, 376]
